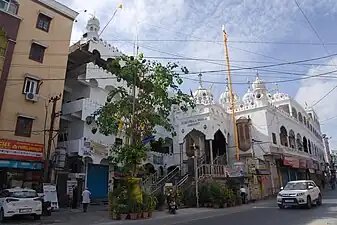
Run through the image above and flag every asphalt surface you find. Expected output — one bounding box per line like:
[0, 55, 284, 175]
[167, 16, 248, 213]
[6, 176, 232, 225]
[172, 189, 337, 225]
[2, 189, 337, 224]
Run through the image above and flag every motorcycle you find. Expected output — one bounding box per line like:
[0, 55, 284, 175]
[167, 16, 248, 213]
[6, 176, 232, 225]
[168, 201, 177, 214]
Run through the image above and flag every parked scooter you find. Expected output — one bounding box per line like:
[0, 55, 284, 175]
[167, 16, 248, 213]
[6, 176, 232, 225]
[168, 200, 177, 214]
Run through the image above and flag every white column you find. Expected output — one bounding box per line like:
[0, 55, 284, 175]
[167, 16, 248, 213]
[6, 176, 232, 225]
[209, 140, 214, 174]
[179, 143, 183, 176]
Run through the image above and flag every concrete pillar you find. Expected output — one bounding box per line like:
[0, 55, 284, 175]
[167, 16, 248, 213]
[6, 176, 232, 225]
[209, 140, 214, 174]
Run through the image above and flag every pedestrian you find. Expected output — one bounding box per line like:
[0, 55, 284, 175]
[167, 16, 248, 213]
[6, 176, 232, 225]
[321, 179, 325, 189]
[240, 185, 247, 204]
[72, 185, 78, 209]
[82, 187, 91, 213]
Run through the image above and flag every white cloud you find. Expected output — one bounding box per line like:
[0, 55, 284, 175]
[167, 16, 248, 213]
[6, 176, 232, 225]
[295, 57, 337, 149]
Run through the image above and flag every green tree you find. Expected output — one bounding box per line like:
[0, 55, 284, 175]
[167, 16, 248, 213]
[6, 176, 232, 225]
[88, 54, 194, 177]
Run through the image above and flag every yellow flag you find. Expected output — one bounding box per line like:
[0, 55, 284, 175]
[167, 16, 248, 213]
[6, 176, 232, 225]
[118, 4, 123, 9]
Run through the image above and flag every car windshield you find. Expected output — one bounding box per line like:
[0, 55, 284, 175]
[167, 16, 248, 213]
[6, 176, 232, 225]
[9, 190, 38, 198]
[284, 182, 308, 190]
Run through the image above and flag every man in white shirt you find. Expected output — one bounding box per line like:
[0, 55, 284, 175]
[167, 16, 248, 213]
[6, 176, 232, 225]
[240, 185, 247, 204]
[82, 187, 91, 212]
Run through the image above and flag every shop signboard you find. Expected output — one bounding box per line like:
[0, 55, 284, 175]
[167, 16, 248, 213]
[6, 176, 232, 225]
[299, 159, 307, 168]
[0, 139, 43, 161]
[283, 156, 299, 168]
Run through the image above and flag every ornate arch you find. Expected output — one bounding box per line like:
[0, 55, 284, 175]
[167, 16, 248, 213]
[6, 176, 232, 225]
[280, 126, 288, 147]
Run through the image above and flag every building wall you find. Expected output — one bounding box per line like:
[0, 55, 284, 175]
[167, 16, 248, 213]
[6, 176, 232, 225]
[0, 5, 21, 111]
[0, 0, 76, 149]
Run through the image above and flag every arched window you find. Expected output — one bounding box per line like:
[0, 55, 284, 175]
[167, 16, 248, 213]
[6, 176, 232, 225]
[308, 140, 312, 154]
[298, 112, 303, 123]
[288, 130, 295, 149]
[303, 137, 308, 152]
[296, 133, 302, 151]
[303, 116, 307, 125]
[280, 126, 288, 147]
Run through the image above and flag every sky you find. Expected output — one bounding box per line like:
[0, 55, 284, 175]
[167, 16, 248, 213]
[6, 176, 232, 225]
[59, 0, 337, 150]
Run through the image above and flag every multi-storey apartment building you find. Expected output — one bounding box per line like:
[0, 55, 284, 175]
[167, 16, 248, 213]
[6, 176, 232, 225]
[0, 0, 77, 189]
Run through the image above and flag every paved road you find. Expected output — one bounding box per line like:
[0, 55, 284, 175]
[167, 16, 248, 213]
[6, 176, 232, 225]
[173, 189, 337, 225]
[2, 189, 337, 224]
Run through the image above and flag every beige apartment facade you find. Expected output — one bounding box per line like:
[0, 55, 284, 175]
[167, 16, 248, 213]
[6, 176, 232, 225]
[0, 0, 77, 188]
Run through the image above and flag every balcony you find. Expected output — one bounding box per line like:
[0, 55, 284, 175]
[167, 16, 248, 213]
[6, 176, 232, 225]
[58, 139, 82, 154]
[62, 98, 101, 121]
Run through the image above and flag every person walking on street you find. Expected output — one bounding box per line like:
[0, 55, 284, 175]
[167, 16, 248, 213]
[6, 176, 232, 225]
[82, 187, 91, 212]
[240, 185, 247, 204]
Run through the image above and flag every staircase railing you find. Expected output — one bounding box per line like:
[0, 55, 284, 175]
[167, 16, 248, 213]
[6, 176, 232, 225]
[175, 153, 206, 188]
[142, 170, 161, 187]
[176, 173, 189, 188]
[150, 166, 180, 194]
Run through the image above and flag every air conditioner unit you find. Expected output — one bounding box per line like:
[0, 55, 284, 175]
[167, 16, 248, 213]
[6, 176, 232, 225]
[25, 92, 38, 102]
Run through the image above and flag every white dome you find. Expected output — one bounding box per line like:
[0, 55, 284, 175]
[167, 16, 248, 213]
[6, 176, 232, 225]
[193, 88, 214, 105]
[219, 85, 239, 105]
[242, 87, 254, 105]
[88, 17, 100, 27]
[193, 73, 214, 105]
[252, 74, 266, 90]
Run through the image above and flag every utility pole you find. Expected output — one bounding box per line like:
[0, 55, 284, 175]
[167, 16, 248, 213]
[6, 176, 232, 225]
[44, 94, 62, 183]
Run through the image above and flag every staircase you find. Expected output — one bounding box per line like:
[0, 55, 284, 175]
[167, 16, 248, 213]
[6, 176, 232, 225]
[176, 154, 228, 189]
[150, 166, 180, 194]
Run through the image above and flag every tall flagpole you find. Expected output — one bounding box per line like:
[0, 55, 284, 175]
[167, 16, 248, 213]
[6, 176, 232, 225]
[222, 25, 240, 162]
[99, 4, 123, 38]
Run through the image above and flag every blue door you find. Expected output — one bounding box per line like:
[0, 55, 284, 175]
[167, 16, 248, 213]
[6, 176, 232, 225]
[87, 164, 109, 199]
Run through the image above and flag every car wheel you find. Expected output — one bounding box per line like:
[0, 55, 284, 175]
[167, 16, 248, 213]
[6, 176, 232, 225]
[33, 215, 41, 220]
[278, 204, 285, 209]
[317, 194, 322, 206]
[306, 196, 312, 209]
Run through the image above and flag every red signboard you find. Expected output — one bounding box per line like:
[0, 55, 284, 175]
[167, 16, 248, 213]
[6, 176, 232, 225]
[283, 156, 299, 168]
[299, 159, 307, 168]
[0, 139, 44, 161]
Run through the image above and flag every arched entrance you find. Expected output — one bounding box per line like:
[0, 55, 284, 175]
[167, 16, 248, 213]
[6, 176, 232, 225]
[212, 129, 227, 164]
[144, 163, 156, 175]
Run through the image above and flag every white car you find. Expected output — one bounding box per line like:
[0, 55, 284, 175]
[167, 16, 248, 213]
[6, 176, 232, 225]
[0, 187, 42, 221]
[277, 180, 322, 209]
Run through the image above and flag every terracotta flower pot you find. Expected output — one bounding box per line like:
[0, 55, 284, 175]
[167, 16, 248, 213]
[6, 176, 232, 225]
[142, 212, 149, 218]
[129, 213, 138, 220]
[148, 212, 153, 217]
[120, 214, 128, 220]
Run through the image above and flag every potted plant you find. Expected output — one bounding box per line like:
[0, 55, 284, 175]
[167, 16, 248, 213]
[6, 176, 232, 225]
[117, 204, 128, 220]
[148, 194, 157, 217]
[142, 193, 150, 219]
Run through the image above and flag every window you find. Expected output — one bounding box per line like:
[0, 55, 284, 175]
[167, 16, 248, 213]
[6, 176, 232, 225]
[0, 0, 18, 15]
[272, 133, 277, 144]
[36, 13, 52, 32]
[29, 43, 46, 63]
[23, 78, 38, 94]
[15, 116, 33, 137]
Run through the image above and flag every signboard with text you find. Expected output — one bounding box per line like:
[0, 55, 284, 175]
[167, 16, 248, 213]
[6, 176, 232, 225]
[0, 139, 43, 161]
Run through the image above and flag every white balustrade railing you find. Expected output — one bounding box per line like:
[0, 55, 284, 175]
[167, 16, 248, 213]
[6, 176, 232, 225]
[197, 164, 228, 178]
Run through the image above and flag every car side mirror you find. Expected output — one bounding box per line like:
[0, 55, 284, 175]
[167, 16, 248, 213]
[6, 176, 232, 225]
[308, 186, 314, 190]
[280, 187, 283, 190]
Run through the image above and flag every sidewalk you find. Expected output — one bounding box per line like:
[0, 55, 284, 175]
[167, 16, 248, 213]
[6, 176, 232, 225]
[38, 199, 275, 225]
